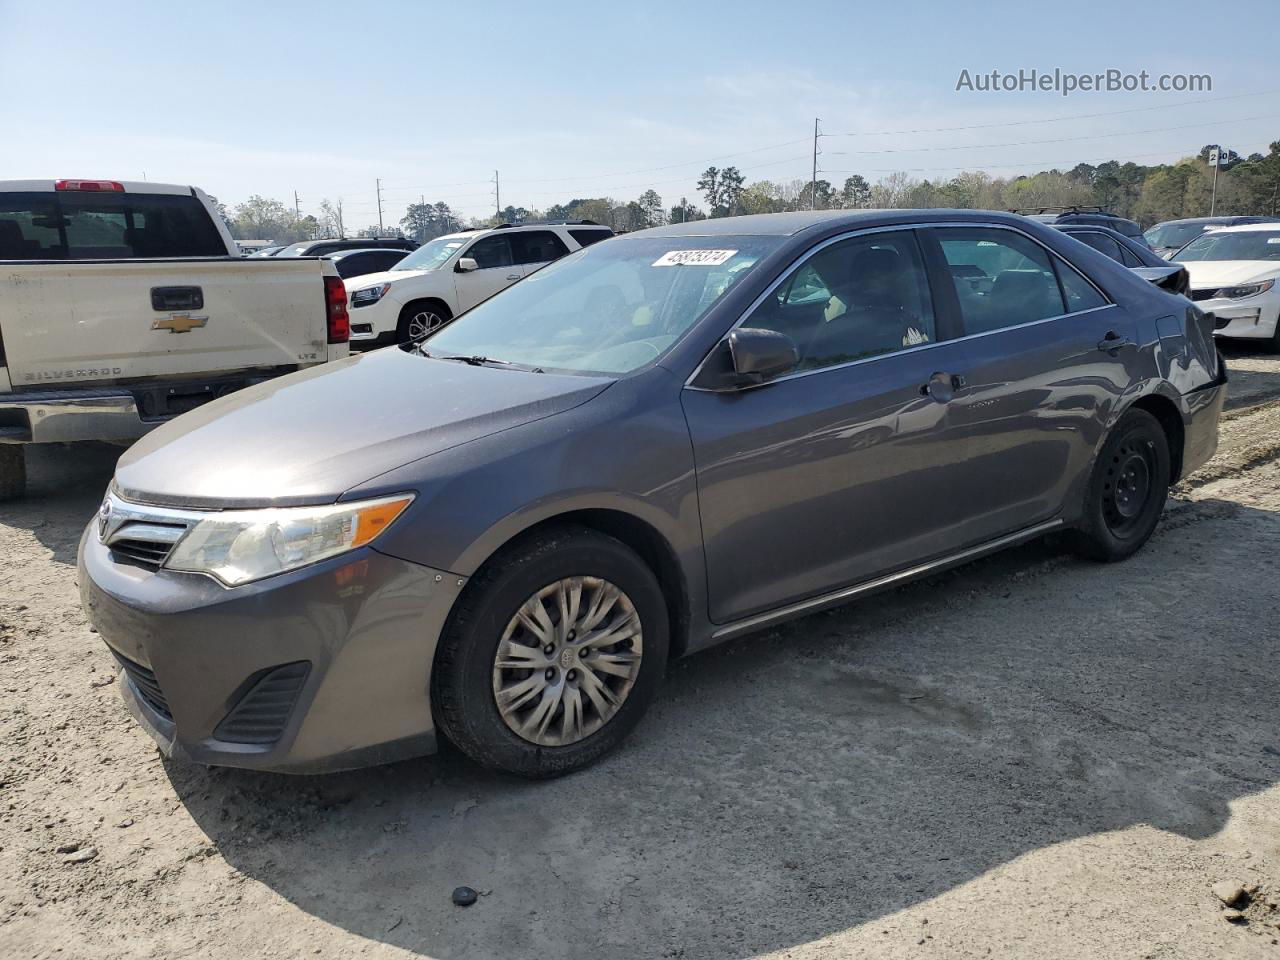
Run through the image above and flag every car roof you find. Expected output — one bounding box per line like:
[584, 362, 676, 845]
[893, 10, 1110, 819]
[638, 208, 1049, 239]
[0, 179, 195, 195]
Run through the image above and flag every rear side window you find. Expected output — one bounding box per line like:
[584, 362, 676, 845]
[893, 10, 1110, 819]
[510, 230, 569, 265]
[937, 229, 1065, 335]
[1071, 231, 1124, 263]
[569, 228, 613, 248]
[1057, 261, 1108, 312]
[0, 191, 225, 259]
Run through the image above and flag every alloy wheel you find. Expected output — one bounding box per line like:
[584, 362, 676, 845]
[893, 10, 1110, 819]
[407, 310, 445, 340]
[491, 576, 643, 747]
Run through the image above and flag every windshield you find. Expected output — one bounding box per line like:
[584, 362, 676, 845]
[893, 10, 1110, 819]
[1172, 231, 1280, 263]
[392, 235, 468, 272]
[1146, 222, 1215, 250]
[423, 235, 782, 374]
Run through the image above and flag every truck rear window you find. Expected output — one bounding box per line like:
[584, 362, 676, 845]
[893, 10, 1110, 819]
[0, 191, 226, 260]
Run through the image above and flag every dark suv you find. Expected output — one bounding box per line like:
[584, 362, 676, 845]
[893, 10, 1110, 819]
[1017, 207, 1149, 249]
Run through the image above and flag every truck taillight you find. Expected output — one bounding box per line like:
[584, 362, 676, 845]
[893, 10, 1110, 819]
[54, 179, 125, 192]
[324, 276, 350, 344]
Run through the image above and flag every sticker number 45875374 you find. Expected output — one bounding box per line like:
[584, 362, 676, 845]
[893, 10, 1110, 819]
[651, 249, 738, 267]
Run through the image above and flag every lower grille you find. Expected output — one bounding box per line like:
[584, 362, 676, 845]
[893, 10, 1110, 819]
[1189, 288, 1216, 302]
[112, 652, 172, 720]
[214, 662, 311, 745]
[108, 538, 174, 569]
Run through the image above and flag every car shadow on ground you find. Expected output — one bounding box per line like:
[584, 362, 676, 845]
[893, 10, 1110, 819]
[1, 443, 120, 565]
[164, 496, 1280, 959]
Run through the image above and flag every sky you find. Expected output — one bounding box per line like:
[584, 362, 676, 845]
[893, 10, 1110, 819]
[1, 0, 1277, 229]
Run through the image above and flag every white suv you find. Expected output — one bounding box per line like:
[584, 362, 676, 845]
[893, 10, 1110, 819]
[345, 221, 613, 347]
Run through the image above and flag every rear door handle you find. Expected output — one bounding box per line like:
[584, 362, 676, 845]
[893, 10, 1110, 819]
[1097, 331, 1135, 352]
[505, 273, 521, 281]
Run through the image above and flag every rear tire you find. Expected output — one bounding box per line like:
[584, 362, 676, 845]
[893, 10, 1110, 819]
[0, 446, 26, 500]
[432, 525, 669, 778]
[1070, 408, 1170, 562]
[396, 300, 452, 344]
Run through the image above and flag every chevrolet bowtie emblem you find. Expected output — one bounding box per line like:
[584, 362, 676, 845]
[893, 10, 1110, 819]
[152, 313, 208, 334]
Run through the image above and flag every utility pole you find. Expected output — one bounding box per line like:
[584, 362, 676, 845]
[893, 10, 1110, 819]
[811, 118, 821, 210]
[376, 178, 384, 236]
[492, 170, 500, 220]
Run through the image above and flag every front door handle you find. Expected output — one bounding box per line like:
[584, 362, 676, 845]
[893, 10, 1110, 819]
[505, 273, 521, 280]
[1097, 331, 1135, 353]
[921, 371, 966, 403]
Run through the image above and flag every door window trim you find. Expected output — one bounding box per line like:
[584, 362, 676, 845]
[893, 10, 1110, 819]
[686, 219, 1117, 391]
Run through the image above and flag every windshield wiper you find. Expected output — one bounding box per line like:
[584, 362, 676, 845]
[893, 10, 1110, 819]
[438, 354, 512, 366]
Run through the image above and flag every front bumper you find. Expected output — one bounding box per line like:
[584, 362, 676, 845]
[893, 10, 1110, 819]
[78, 527, 465, 774]
[1195, 294, 1279, 340]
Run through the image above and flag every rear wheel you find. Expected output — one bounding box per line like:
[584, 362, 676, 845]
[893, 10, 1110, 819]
[1070, 408, 1170, 562]
[0, 446, 26, 500]
[396, 301, 452, 344]
[432, 525, 669, 778]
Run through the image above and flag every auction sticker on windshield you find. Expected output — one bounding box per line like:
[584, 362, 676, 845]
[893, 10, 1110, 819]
[652, 249, 738, 267]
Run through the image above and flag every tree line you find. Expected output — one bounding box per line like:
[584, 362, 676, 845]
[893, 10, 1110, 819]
[220, 138, 1280, 242]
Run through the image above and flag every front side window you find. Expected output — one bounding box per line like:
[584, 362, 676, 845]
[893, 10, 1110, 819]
[938, 229, 1066, 335]
[464, 235, 513, 269]
[745, 231, 936, 371]
[569, 228, 613, 247]
[425, 236, 780, 374]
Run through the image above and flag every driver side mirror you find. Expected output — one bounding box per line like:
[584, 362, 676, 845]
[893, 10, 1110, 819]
[456, 257, 479, 273]
[727, 327, 799, 384]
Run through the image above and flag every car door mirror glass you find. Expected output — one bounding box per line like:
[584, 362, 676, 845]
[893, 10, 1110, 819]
[727, 327, 798, 384]
[456, 257, 479, 273]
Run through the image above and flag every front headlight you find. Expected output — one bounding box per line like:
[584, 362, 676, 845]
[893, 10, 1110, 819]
[350, 283, 391, 307]
[165, 494, 413, 586]
[1214, 279, 1275, 299]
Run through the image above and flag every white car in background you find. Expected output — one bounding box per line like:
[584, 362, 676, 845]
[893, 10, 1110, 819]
[1173, 223, 1280, 352]
[344, 220, 613, 347]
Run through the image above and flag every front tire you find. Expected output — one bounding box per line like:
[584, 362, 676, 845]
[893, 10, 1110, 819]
[396, 300, 452, 344]
[432, 525, 669, 778]
[1070, 408, 1170, 562]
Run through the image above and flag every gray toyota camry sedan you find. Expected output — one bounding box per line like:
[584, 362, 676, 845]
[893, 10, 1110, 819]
[80, 210, 1226, 778]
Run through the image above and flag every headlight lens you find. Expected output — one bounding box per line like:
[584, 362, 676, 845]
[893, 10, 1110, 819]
[165, 494, 413, 586]
[1214, 279, 1275, 299]
[350, 283, 391, 307]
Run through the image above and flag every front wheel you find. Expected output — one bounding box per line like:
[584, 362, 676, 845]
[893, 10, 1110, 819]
[396, 301, 452, 344]
[0, 446, 26, 500]
[431, 525, 669, 778]
[1070, 408, 1170, 562]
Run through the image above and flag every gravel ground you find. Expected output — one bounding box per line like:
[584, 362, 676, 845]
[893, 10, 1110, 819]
[2, 352, 1279, 960]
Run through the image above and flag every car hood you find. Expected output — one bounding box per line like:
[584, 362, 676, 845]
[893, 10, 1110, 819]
[1179, 260, 1280, 289]
[113, 348, 613, 508]
[342, 267, 431, 292]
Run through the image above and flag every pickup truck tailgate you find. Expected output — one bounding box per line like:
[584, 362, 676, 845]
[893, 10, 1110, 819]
[0, 258, 331, 389]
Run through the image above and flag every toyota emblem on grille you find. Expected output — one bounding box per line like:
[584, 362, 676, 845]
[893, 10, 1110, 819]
[98, 499, 112, 540]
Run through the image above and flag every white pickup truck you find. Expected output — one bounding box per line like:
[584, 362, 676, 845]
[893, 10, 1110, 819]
[0, 179, 350, 497]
